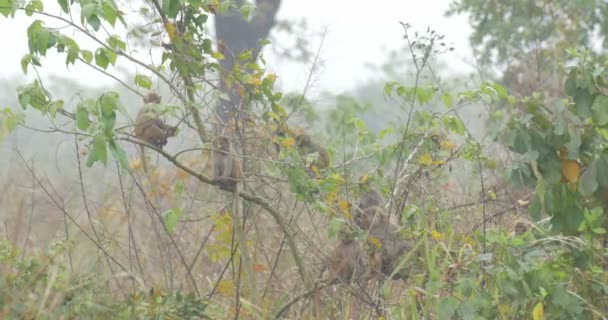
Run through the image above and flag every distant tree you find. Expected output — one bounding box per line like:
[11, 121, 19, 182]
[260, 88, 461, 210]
[447, 0, 608, 96]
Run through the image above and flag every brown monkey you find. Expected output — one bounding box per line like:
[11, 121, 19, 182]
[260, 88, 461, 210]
[212, 136, 256, 297]
[328, 239, 366, 283]
[357, 206, 410, 279]
[513, 220, 529, 236]
[358, 186, 383, 212]
[295, 132, 330, 174]
[134, 93, 177, 171]
[134, 93, 177, 147]
[212, 136, 243, 192]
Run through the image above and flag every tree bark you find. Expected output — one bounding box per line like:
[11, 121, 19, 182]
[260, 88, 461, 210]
[214, 0, 281, 123]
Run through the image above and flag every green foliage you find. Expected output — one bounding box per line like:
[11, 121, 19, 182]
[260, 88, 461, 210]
[0, 108, 25, 144]
[447, 0, 608, 66]
[499, 50, 608, 235]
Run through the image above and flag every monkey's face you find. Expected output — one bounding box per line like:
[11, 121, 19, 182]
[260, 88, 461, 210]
[144, 93, 161, 104]
[214, 137, 230, 150]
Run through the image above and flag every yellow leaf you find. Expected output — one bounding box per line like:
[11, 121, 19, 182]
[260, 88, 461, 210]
[266, 73, 277, 83]
[561, 159, 580, 184]
[368, 235, 382, 249]
[246, 77, 262, 86]
[488, 190, 497, 200]
[217, 279, 235, 297]
[360, 174, 369, 185]
[432, 159, 446, 166]
[440, 140, 455, 151]
[130, 157, 143, 170]
[431, 230, 445, 241]
[518, 199, 529, 205]
[337, 199, 350, 211]
[280, 137, 295, 147]
[165, 22, 178, 41]
[211, 51, 225, 60]
[532, 302, 544, 320]
[418, 153, 433, 166]
[498, 303, 510, 320]
[325, 191, 337, 203]
[237, 86, 245, 97]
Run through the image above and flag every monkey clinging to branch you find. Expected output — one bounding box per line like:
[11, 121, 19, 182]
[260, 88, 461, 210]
[133, 93, 178, 171]
[295, 131, 330, 176]
[134, 93, 177, 147]
[211, 136, 243, 192]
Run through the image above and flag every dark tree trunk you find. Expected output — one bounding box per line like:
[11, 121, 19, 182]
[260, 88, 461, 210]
[214, 0, 281, 123]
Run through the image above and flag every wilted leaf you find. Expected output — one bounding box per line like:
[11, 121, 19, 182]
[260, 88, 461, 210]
[418, 153, 433, 166]
[532, 302, 544, 320]
[561, 159, 581, 184]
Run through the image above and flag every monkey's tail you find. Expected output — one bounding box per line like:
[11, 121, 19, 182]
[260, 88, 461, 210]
[139, 144, 149, 174]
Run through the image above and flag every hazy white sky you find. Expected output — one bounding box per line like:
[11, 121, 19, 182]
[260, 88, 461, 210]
[0, 0, 474, 96]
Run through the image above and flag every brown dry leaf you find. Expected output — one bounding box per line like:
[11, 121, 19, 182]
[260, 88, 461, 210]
[252, 263, 267, 273]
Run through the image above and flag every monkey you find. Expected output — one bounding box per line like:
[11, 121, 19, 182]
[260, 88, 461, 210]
[513, 220, 530, 236]
[295, 132, 330, 175]
[211, 135, 256, 296]
[328, 239, 365, 283]
[358, 186, 383, 212]
[327, 226, 366, 283]
[134, 93, 177, 171]
[211, 136, 243, 192]
[356, 206, 410, 279]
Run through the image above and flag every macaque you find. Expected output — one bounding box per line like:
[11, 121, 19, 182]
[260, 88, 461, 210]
[212, 136, 243, 192]
[328, 239, 365, 283]
[134, 93, 177, 171]
[356, 206, 410, 279]
[295, 132, 330, 174]
[513, 220, 529, 236]
[358, 186, 383, 212]
[134, 93, 177, 147]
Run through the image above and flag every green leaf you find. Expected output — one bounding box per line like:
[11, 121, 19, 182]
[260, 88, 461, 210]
[81, 50, 93, 64]
[0, 0, 18, 17]
[20, 54, 32, 74]
[109, 141, 129, 169]
[47, 100, 64, 117]
[164, 208, 181, 233]
[57, 0, 69, 13]
[81, 3, 101, 31]
[76, 106, 90, 130]
[579, 159, 599, 196]
[163, 0, 180, 18]
[565, 72, 577, 97]
[573, 88, 593, 119]
[441, 92, 453, 108]
[87, 135, 108, 165]
[202, 39, 212, 54]
[99, 92, 119, 117]
[597, 153, 608, 188]
[134, 74, 152, 89]
[591, 95, 608, 126]
[437, 297, 460, 319]
[107, 35, 125, 51]
[95, 48, 109, 69]
[416, 87, 436, 104]
[101, 1, 117, 26]
[25, 0, 43, 16]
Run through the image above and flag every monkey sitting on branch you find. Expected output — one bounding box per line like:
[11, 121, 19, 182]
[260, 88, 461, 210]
[295, 131, 330, 177]
[355, 205, 410, 280]
[133, 92, 178, 171]
[211, 135, 243, 192]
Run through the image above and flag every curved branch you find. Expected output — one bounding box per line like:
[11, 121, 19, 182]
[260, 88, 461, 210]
[122, 137, 308, 283]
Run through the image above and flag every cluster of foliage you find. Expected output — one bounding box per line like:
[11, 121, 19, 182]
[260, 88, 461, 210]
[0, 0, 607, 319]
